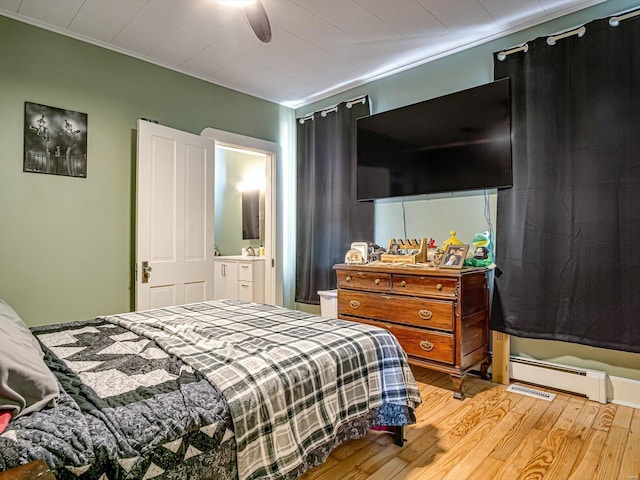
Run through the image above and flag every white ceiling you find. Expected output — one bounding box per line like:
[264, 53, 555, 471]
[0, 0, 605, 108]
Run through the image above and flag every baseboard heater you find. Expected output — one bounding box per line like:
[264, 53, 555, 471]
[509, 356, 607, 404]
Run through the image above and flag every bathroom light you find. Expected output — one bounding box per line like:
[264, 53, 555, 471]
[216, 0, 256, 7]
[238, 177, 266, 192]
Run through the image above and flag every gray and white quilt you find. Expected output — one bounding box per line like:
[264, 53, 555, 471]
[0, 300, 421, 480]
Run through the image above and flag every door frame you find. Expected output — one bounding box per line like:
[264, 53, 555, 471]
[200, 127, 281, 306]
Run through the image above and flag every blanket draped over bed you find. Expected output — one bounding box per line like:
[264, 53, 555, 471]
[102, 301, 421, 480]
[1, 300, 420, 480]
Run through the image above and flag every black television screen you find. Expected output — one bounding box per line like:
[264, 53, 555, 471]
[356, 78, 512, 201]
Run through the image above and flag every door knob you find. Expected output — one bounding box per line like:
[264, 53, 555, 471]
[142, 261, 152, 283]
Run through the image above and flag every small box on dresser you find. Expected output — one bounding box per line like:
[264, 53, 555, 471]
[334, 263, 490, 399]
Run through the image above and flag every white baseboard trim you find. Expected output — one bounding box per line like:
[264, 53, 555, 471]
[608, 375, 640, 409]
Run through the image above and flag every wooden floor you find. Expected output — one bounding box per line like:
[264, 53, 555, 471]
[301, 366, 640, 480]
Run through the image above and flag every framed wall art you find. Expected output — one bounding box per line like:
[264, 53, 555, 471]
[24, 101, 88, 178]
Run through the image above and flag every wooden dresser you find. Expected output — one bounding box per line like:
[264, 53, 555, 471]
[334, 263, 490, 399]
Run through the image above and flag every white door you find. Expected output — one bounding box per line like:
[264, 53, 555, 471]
[136, 120, 215, 310]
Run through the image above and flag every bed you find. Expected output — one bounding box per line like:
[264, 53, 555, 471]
[0, 299, 421, 480]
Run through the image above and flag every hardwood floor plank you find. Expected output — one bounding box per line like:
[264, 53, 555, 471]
[539, 400, 600, 480]
[493, 428, 547, 480]
[592, 403, 617, 432]
[359, 434, 411, 474]
[514, 396, 586, 479]
[439, 411, 522, 480]
[490, 396, 551, 461]
[565, 403, 624, 480]
[612, 404, 635, 430]
[331, 434, 377, 461]
[618, 408, 640, 480]
[592, 426, 629, 480]
[405, 392, 519, 479]
[362, 456, 409, 480]
[301, 432, 391, 480]
[567, 429, 608, 480]
[473, 456, 505, 479]
[532, 393, 571, 431]
[509, 392, 545, 415]
[398, 385, 505, 463]
[300, 368, 639, 480]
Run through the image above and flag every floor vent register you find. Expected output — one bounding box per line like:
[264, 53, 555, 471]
[507, 384, 557, 401]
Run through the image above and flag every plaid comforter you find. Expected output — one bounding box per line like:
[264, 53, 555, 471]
[102, 300, 421, 480]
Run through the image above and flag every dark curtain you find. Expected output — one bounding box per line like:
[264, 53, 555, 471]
[296, 98, 373, 304]
[491, 13, 640, 352]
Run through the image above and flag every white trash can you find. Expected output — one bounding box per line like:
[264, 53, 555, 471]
[318, 289, 338, 318]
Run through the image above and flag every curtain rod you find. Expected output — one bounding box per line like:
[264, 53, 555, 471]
[346, 95, 367, 108]
[298, 95, 368, 124]
[497, 43, 528, 61]
[497, 6, 640, 61]
[298, 113, 314, 125]
[497, 25, 587, 59]
[609, 8, 640, 26]
[547, 26, 586, 45]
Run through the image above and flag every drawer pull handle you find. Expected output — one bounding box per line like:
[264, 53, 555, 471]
[420, 341, 434, 352]
[400, 280, 407, 287]
[374, 278, 381, 285]
[436, 283, 443, 290]
[418, 309, 433, 320]
[346, 276, 352, 282]
[349, 300, 361, 309]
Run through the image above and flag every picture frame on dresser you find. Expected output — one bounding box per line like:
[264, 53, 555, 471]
[440, 244, 469, 269]
[350, 241, 369, 263]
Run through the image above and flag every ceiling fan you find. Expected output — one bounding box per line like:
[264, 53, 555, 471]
[218, 0, 272, 43]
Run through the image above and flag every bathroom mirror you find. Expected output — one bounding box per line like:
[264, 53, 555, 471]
[214, 145, 266, 255]
[242, 189, 264, 240]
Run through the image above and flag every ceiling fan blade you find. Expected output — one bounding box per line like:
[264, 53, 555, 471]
[243, 0, 272, 43]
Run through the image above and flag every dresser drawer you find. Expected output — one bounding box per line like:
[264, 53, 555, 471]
[355, 318, 454, 364]
[238, 262, 254, 281]
[391, 274, 458, 297]
[238, 281, 253, 301]
[337, 270, 390, 292]
[338, 290, 454, 331]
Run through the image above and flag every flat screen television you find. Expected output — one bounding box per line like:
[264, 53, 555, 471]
[356, 78, 512, 201]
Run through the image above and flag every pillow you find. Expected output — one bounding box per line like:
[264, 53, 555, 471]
[0, 299, 59, 418]
[0, 410, 10, 434]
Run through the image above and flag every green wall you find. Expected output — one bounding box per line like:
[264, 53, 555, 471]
[0, 15, 292, 326]
[296, 0, 640, 380]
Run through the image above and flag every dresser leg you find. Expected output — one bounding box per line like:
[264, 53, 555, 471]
[450, 374, 465, 400]
[480, 360, 490, 380]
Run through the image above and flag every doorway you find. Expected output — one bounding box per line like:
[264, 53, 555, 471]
[200, 127, 280, 306]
